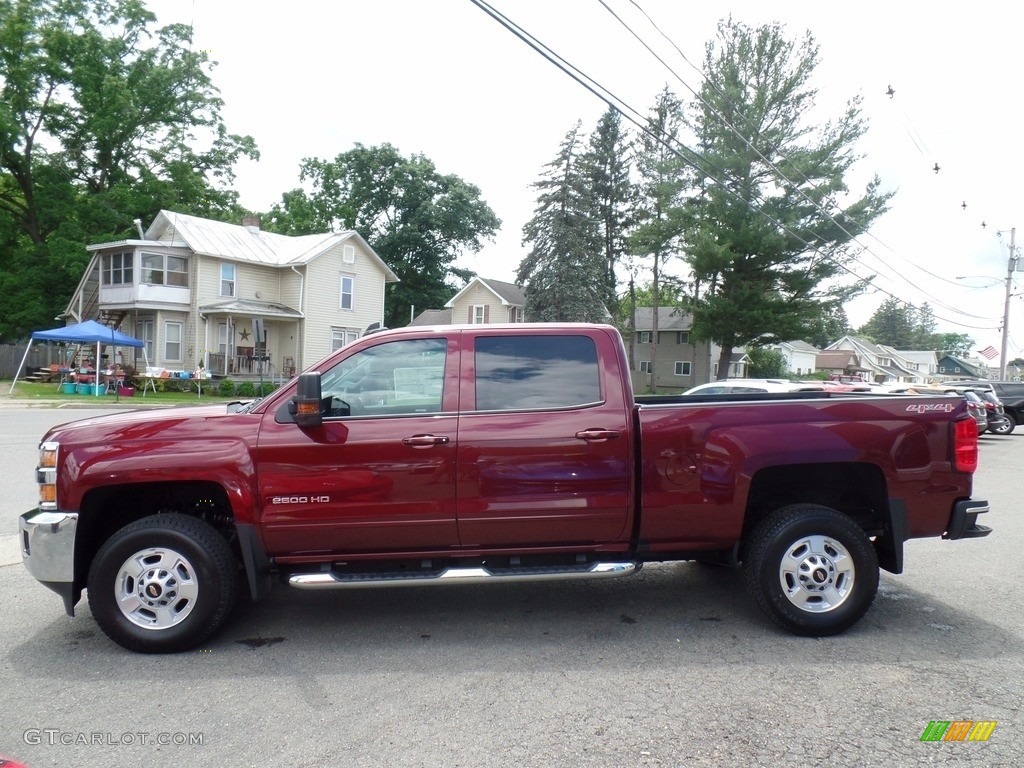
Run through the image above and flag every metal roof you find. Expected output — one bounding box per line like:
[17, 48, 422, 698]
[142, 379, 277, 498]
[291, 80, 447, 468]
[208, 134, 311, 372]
[139, 211, 398, 281]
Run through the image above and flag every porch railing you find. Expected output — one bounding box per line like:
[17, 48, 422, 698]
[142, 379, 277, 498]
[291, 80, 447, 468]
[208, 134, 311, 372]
[208, 352, 273, 377]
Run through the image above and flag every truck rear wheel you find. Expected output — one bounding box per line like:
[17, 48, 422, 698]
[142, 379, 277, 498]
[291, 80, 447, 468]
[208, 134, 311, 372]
[87, 514, 238, 653]
[743, 504, 878, 636]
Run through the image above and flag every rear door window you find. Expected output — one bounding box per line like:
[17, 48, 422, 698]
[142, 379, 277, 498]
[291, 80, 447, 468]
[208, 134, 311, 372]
[474, 335, 601, 411]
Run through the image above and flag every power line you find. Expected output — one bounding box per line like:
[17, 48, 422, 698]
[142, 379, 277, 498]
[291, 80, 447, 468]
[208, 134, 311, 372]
[468, 0, 999, 330]
[614, 0, 997, 319]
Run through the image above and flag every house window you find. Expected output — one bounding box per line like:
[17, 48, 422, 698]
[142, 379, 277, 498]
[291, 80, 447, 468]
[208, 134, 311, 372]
[220, 263, 236, 297]
[638, 331, 651, 344]
[141, 252, 188, 287]
[140, 319, 155, 363]
[938, 366, 945, 373]
[713, 363, 719, 377]
[331, 327, 360, 351]
[102, 252, 133, 285]
[674, 361, 692, 376]
[339, 274, 355, 310]
[639, 361, 651, 374]
[471, 305, 487, 324]
[342, 245, 355, 264]
[676, 331, 690, 345]
[508, 306, 524, 323]
[164, 322, 182, 361]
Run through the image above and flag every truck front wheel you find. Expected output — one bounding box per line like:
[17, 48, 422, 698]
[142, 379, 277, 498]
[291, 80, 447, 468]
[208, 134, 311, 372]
[743, 504, 879, 636]
[87, 514, 238, 653]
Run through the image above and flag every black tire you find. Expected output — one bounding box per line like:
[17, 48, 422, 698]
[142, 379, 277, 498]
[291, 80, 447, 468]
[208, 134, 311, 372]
[743, 504, 878, 636]
[990, 413, 1015, 435]
[87, 514, 238, 653]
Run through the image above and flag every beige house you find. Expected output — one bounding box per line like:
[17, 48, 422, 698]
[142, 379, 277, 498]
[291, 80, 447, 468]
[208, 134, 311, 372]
[628, 308, 715, 392]
[446, 277, 526, 324]
[64, 211, 398, 379]
[408, 276, 526, 326]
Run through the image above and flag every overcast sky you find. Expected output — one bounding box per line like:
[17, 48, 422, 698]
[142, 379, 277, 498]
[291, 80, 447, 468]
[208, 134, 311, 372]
[147, 0, 1023, 356]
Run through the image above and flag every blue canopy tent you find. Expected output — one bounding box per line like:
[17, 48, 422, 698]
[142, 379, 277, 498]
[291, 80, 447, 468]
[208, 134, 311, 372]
[9, 320, 146, 396]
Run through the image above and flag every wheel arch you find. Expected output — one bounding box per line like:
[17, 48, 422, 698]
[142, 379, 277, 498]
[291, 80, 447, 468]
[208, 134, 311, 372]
[742, 462, 905, 573]
[73, 481, 269, 603]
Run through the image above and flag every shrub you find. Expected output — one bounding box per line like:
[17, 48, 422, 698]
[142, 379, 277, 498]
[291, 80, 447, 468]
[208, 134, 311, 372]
[218, 378, 236, 397]
[259, 381, 277, 396]
[236, 381, 256, 398]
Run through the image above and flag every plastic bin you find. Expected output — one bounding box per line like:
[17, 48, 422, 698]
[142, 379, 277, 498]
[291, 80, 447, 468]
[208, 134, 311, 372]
[117, 386, 135, 397]
[60, 382, 77, 394]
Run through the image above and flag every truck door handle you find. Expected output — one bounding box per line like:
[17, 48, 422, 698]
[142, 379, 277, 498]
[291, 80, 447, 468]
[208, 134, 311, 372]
[402, 434, 450, 447]
[575, 429, 621, 441]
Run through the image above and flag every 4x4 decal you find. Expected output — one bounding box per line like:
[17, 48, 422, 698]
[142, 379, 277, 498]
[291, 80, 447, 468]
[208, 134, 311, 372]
[906, 403, 955, 414]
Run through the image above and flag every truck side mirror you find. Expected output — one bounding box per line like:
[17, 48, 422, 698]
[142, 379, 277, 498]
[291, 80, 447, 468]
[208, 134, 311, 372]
[290, 372, 323, 429]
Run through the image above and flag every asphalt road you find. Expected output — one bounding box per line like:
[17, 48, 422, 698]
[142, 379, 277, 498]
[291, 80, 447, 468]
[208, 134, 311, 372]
[0, 406, 1019, 767]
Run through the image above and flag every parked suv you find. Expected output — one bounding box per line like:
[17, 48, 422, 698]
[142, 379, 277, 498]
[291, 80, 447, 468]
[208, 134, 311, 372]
[944, 380, 1022, 434]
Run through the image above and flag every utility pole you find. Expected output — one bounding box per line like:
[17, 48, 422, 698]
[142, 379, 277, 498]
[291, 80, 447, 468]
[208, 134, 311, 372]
[1000, 227, 1016, 380]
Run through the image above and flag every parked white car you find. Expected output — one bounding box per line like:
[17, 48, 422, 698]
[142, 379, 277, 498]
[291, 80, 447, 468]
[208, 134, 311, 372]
[682, 379, 828, 395]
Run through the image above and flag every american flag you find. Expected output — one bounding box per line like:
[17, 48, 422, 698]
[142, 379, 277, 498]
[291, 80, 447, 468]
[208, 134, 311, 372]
[979, 345, 999, 360]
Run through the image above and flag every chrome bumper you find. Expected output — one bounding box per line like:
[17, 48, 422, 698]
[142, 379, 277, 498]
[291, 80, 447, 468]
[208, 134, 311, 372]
[19, 509, 80, 615]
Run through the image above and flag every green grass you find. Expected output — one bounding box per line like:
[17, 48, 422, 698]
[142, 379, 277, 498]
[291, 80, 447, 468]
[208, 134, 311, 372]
[3, 379, 240, 405]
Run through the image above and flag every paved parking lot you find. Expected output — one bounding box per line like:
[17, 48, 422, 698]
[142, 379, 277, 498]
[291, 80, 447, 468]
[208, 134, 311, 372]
[1, 406, 1019, 767]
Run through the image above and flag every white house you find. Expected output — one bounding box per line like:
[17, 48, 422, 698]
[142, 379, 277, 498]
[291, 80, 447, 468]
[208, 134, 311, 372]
[826, 336, 924, 383]
[63, 211, 398, 379]
[770, 340, 820, 376]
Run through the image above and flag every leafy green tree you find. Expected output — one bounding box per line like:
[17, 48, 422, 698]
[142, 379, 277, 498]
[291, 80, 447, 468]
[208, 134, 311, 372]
[683, 19, 892, 378]
[580, 107, 634, 317]
[628, 88, 688, 389]
[264, 143, 499, 328]
[747, 346, 788, 377]
[0, 0, 257, 339]
[935, 333, 974, 357]
[517, 122, 606, 322]
[858, 297, 917, 347]
[911, 303, 938, 348]
[805, 304, 850, 348]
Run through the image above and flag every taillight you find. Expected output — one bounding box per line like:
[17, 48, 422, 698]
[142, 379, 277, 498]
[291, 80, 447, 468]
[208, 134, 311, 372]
[953, 418, 978, 473]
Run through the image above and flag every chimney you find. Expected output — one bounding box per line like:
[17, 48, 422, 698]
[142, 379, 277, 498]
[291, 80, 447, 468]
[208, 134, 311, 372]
[242, 216, 261, 233]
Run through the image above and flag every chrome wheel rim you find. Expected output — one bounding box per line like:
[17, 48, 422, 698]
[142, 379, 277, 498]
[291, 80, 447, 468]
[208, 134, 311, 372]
[114, 548, 199, 630]
[778, 535, 855, 613]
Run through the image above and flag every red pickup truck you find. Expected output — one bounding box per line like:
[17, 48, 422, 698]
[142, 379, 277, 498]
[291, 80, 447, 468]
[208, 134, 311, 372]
[20, 323, 991, 652]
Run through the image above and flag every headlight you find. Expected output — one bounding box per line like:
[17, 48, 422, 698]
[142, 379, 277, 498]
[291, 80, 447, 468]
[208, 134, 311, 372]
[38, 441, 59, 510]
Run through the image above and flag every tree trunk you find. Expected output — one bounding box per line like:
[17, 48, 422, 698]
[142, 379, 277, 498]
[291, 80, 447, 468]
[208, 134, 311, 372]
[716, 346, 733, 381]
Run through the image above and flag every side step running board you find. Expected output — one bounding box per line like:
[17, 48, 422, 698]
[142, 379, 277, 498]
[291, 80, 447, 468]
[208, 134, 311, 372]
[288, 561, 639, 590]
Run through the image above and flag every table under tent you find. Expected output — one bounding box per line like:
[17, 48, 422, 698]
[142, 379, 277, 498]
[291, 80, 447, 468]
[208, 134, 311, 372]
[8, 320, 147, 398]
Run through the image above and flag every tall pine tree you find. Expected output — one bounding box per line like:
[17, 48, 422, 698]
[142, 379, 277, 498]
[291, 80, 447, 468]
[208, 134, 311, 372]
[628, 88, 688, 389]
[683, 19, 891, 378]
[517, 122, 606, 322]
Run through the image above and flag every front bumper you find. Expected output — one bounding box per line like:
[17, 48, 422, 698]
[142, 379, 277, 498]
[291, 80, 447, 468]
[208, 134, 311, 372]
[19, 509, 80, 615]
[944, 499, 992, 540]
